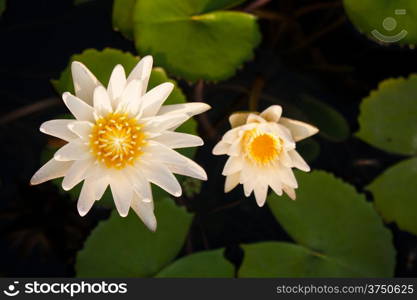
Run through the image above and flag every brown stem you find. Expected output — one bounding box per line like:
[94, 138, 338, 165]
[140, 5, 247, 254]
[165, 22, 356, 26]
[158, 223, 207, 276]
[0, 97, 60, 125]
[295, 1, 343, 18]
[244, 0, 271, 12]
[194, 80, 217, 140]
[248, 77, 265, 111]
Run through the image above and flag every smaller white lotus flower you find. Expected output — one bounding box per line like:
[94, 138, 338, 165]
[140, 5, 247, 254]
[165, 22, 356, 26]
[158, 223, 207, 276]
[212, 105, 318, 206]
[31, 56, 210, 231]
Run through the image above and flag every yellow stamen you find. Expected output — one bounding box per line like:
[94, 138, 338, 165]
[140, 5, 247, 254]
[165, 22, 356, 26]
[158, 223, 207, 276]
[242, 128, 282, 165]
[90, 113, 146, 169]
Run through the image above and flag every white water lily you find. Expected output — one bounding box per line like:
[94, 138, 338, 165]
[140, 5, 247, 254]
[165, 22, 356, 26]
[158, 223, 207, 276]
[31, 56, 210, 231]
[213, 105, 318, 206]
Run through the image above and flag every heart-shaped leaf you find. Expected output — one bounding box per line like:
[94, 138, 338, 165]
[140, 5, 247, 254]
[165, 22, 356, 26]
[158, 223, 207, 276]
[357, 75, 417, 156]
[76, 197, 193, 277]
[367, 157, 417, 236]
[132, 0, 261, 81]
[239, 171, 395, 277]
[344, 0, 417, 46]
[155, 248, 234, 278]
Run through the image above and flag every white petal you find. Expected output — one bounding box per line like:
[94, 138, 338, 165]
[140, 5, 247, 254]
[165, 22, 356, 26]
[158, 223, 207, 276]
[30, 159, 72, 185]
[157, 102, 211, 117]
[40, 119, 77, 142]
[62, 92, 94, 121]
[67, 121, 93, 140]
[276, 165, 298, 188]
[107, 64, 126, 106]
[222, 156, 243, 176]
[131, 193, 157, 231]
[288, 150, 310, 172]
[93, 176, 109, 200]
[141, 161, 182, 197]
[117, 79, 142, 116]
[153, 131, 203, 149]
[62, 159, 93, 191]
[141, 82, 174, 118]
[71, 61, 101, 105]
[110, 174, 133, 217]
[93, 86, 113, 116]
[267, 171, 283, 196]
[127, 55, 153, 95]
[279, 117, 319, 142]
[260, 105, 282, 123]
[145, 142, 207, 180]
[212, 140, 231, 155]
[128, 168, 152, 202]
[254, 183, 268, 207]
[279, 150, 293, 168]
[54, 140, 90, 161]
[247, 113, 265, 124]
[144, 113, 189, 132]
[225, 172, 240, 193]
[283, 185, 296, 200]
[229, 112, 250, 128]
[77, 177, 96, 217]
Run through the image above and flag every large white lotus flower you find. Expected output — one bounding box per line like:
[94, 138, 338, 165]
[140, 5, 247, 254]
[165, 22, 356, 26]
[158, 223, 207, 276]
[31, 56, 210, 231]
[212, 105, 318, 206]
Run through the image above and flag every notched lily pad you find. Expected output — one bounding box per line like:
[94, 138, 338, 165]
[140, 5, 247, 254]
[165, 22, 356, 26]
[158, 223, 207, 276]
[356, 75, 417, 156]
[132, 0, 261, 81]
[367, 157, 417, 236]
[344, 0, 417, 46]
[76, 197, 193, 277]
[239, 171, 395, 277]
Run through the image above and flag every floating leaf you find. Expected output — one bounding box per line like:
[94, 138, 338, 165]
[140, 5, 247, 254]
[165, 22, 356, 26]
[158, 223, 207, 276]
[298, 95, 350, 142]
[132, 0, 261, 81]
[155, 248, 234, 278]
[76, 197, 193, 277]
[357, 75, 417, 156]
[112, 0, 136, 39]
[344, 0, 417, 45]
[367, 157, 417, 236]
[239, 171, 395, 277]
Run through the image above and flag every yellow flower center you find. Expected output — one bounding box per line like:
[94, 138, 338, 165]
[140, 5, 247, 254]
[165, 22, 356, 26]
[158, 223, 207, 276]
[89, 113, 146, 169]
[242, 129, 282, 165]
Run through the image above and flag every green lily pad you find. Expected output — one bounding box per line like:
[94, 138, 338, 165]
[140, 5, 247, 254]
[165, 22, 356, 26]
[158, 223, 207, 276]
[155, 248, 234, 278]
[344, 0, 417, 45]
[112, 0, 136, 39]
[298, 95, 350, 142]
[132, 0, 261, 81]
[367, 157, 417, 236]
[357, 75, 417, 156]
[239, 171, 395, 277]
[76, 197, 193, 277]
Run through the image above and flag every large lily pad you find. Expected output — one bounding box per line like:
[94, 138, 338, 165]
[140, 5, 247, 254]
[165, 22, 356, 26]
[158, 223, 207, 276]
[367, 157, 417, 236]
[0, 0, 5, 17]
[239, 171, 395, 277]
[344, 0, 417, 45]
[155, 248, 234, 278]
[112, 0, 136, 40]
[132, 0, 261, 81]
[76, 197, 193, 277]
[356, 75, 417, 156]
